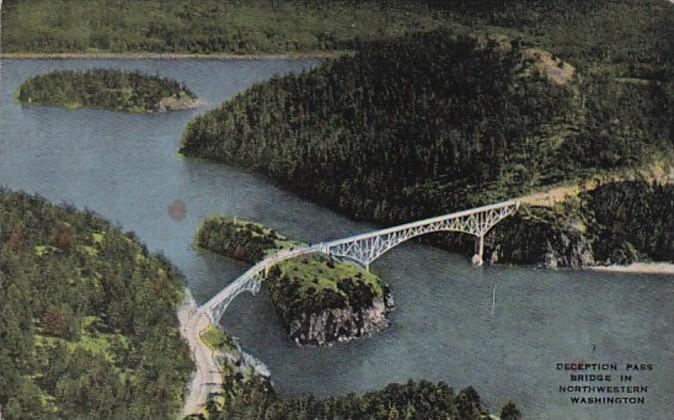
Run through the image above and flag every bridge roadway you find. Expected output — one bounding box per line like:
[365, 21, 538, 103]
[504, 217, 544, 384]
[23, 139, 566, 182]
[200, 199, 519, 324]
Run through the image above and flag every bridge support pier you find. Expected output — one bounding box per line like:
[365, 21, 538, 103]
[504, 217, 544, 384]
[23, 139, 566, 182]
[472, 234, 484, 267]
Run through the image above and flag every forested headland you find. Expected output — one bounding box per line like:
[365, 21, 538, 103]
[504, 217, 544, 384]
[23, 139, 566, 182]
[180, 30, 673, 223]
[16, 69, 199, 113]
[196, 216, 394, 345]
[0, 189, 193, 419]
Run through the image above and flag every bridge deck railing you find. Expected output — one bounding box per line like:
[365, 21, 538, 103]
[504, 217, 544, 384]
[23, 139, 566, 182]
[322, 200, 518, 248]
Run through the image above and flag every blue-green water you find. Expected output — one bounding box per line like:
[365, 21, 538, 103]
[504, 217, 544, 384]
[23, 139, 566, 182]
[1, 59, 672, 420]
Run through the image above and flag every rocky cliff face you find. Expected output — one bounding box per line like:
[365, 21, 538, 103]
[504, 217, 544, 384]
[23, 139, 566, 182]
[157, 94, 200, 112]
[433, 207, 596, 270]
[288, 292, 394, 346]
[484, 221, 595, 269]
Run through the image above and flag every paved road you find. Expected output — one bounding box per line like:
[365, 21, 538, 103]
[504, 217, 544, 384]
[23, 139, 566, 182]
[179, 304, 222, 417]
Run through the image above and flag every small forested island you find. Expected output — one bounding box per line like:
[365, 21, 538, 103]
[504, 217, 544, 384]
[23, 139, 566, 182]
[196, 324, 520, 420]
[16, 69, 199, 113]
[0, 189, 193, 419]
[196, 216, 394, 345]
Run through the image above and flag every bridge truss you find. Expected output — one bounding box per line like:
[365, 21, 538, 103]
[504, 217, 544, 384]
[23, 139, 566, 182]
[200, 200, 519, 323]
[321, 200, 519, 270]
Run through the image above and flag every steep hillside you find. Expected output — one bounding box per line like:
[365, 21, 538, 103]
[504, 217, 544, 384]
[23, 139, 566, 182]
[181, 31, 673, 225]
[485, 181, 674, 268]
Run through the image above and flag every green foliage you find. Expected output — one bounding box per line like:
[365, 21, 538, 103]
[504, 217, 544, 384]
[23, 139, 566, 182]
[200, 325, 237, 353]
[486, 181, 674, 267]
[581, 181, 674, 264]
[1, 0, 466, 54]
[3, 0, 672, 80]
[181, 30, 673, 226]
[434, 0, 674, 80]
[195, 215, 391, 343]
[195, 215, 300, 263]
[267, 254, 390, 327]
[16, 69, 196, 113]
[0, 189, 193, 419]
[215, 378, 494, 420]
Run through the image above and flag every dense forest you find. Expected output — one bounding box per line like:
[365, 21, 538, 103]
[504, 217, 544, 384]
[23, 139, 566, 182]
[17, 69, 198, 113]
[210, 377, 520, 420]
[0, 0, 456, 54]
[484, 181, 674, 267]
[196, 216, 393, 345]
[2, 0, 672, 78]
[196, 216, 301, 263]
[0, 189, 193, 419]
[582, 181, 674, 264]
[181, 30, 674, 226]
[196, 327, 521, 420]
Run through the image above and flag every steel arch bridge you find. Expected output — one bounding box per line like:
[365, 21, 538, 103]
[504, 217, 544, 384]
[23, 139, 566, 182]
[200, 200, 519, 323]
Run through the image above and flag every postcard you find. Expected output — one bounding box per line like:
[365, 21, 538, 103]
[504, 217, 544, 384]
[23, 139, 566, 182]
[1, 1, 672, 419]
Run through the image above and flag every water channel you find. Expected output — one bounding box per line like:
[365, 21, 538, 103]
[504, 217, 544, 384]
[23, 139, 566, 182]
[1, 59, 672, 420]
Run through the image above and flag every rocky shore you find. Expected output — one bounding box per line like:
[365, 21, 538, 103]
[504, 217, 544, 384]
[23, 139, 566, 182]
[482, 209, 595, 269]
[273, 262, 395, 346]
[287, 294, 394, 346]
[471, 180, 674, 270]
[156, 94, 200, 112]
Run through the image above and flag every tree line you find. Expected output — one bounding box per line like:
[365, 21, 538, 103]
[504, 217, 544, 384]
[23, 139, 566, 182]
[203, 370, 521, 420]
[2, 0, 671, 81]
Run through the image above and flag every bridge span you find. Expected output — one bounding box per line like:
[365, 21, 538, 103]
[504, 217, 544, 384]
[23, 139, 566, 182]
[200, 200, 519, 324]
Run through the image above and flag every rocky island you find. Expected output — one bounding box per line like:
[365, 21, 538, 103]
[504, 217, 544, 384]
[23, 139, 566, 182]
[16, 69, 199, 113]
[196, 216, 394, 345]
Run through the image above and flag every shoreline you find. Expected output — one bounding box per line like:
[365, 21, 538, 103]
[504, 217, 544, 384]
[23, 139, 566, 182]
[587, 262, 674, 275]
[0, 50, 349, 60]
